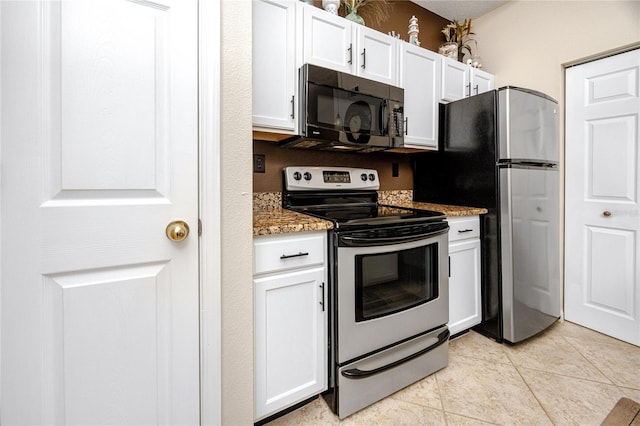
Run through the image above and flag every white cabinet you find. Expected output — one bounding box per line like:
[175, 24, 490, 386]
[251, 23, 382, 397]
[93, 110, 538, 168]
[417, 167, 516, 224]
[253, 231, 328, 421]
[441, 56, 494, 102]
[448, 216, 482, 336]
[302, 5, 397, 85]
[399, 42, 441, 150]
[252, 0, 300, 133]
[471, 68, 494, 96]
[356, 25, 398, 85]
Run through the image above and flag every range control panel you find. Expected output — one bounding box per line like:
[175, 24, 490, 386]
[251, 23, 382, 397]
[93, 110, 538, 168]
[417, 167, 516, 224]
[284, 166, 379, 191]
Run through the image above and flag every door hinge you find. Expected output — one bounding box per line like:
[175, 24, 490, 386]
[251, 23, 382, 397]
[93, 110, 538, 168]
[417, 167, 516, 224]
[198, 218, 202, 237]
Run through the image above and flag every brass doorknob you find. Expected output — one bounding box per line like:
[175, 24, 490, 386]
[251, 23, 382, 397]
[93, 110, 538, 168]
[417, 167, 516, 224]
[166, 220, 190, 242]
[603, 211, 612, 217]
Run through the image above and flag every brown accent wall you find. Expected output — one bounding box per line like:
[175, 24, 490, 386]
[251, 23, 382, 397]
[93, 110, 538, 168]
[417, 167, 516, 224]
[253, 140, 415, 192]
[310, 0, 449, 53]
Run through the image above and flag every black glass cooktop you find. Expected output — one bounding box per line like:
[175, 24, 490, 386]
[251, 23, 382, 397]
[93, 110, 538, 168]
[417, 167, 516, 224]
[289, 203, 445, 229]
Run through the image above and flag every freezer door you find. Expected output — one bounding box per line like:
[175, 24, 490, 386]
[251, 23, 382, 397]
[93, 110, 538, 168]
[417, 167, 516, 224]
[498, 87, 559, 163]
[500, 165, 560, 343]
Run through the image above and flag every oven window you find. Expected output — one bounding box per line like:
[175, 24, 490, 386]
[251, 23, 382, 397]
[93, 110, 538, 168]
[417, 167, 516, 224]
[355, 243, 438, 322]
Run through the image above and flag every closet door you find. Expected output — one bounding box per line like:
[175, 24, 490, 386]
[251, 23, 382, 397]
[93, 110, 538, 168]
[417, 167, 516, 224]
[565, 49, 640, 346]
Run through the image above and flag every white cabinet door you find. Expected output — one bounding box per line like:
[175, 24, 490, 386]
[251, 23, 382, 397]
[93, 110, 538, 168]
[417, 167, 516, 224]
[356, 25, 398, 85]
[1, 1, 200, 424]
[448, 239, 482, 336]
[254, 267, 327, 420]
[471, 68, 494, 96]
[565, 49, 640, 346]
[302, 5, 353, 74]
[448, 216, 481, 336]
[253, 0, 299, 132]
[441, 57, 470, 102]
[400, 42, 440, 149]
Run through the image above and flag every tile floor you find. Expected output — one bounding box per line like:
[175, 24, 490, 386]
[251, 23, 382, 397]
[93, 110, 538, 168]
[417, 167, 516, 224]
[268, 320, 640, 425]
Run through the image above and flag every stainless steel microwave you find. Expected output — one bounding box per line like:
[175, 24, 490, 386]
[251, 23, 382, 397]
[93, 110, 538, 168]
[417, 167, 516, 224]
[281, 64, 404, 153]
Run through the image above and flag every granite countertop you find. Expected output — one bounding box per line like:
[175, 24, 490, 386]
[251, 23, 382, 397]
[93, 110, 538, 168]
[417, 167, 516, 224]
[253, 208, 333, 236]
[253, 192, 488, 236]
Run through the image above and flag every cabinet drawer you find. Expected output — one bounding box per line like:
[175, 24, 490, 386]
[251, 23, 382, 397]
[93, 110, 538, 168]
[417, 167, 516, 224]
[448, 216, 480, 242]
[254, 232, 325, 275]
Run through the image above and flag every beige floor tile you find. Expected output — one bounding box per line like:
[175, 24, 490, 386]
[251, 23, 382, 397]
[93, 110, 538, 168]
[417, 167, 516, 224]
[554, 320, 633, 347]
[564, 335, 640, 389]
[389, 374, 443, 410]
[437, 354, 551, 425]
[267, 396, 338, 426]
[339, 397, 446, 426]
[517, 366, 631, 426]
[449, 331, 512, 365]
[501, 328, 612, 383]
[444, 412, 498, 425]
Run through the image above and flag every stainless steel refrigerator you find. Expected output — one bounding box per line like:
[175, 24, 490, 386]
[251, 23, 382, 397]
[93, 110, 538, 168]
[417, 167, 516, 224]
[413, 86, 561, 343]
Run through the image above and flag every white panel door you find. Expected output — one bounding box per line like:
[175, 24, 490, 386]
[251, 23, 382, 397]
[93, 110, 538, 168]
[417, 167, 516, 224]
[1, 1, 200, 424]
[565, 49, 640, 346]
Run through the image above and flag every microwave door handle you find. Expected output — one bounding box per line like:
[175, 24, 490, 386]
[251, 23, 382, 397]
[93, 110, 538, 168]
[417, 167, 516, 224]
[381, 100, 387, 135]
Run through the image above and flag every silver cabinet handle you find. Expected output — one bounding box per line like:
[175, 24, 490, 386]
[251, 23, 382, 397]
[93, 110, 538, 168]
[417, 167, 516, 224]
[404, 117, 408, 135]
[319, 282, 325, 311]
[290, 95, 295, 119]
[361, 48, 366, 69]
[347, 43, 353, 64]
[474, 84, 479, 95]
[466, 83, 471, 97]
[458, 229, 473, 233]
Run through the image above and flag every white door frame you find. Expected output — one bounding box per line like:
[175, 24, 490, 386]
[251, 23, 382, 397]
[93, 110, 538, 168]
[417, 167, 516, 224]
[199, 1, 222, 424]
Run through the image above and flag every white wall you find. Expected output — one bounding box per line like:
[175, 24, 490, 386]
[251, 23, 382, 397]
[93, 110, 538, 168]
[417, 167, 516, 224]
[474, 1, 639, 100]
[220, 0, 254, 424]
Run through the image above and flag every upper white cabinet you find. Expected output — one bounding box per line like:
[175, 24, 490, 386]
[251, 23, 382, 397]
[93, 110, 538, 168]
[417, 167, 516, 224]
[302, 5, 397, 85]
[441, 56, 494, 102]
[399, 41, 441, 150]
[471, 68, 494, 96]
[302, 4, 352, 74]
[252, 0, 300, 133]
[356, 25, 398, 85]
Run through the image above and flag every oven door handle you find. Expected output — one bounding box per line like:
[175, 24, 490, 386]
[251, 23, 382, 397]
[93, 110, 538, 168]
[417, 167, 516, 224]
[341, 329, 450, 379]
[339, 228, 448, 247]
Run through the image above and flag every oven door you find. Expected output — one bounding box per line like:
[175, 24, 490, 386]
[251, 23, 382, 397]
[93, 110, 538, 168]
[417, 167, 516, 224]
[335, 227, 449, 364]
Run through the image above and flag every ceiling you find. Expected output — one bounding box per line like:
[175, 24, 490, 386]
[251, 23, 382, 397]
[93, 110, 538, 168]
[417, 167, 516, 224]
[410, 0, 509, 21]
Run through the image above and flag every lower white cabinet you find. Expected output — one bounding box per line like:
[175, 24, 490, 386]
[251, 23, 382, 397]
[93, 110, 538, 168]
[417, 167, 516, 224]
[448, 216, 482, 335]
[253, 232, 328, 421]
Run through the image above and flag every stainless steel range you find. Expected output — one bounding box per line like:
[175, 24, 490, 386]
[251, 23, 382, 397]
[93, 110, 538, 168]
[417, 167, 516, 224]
[283, 166, 450, 419]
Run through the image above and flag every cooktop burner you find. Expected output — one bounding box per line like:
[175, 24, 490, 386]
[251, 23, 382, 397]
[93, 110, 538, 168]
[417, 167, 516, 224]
[283, 166, 446, 229]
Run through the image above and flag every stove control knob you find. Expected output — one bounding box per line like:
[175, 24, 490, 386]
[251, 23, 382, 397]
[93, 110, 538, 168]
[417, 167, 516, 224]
[293, 171, 302, 181]
[303, 172, 312, 181]
[360, 173, 368, 181]
[368, 173, 376, 181]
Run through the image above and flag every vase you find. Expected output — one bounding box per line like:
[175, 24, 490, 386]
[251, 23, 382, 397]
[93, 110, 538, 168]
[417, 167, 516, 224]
[438, 42, 458, 60]
[345, 6, 364, 25]
[322, 0, 340, 14]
